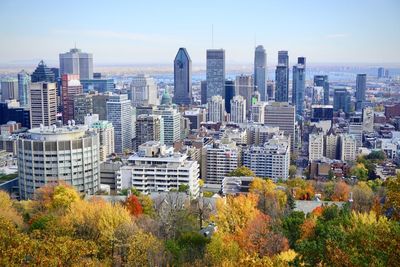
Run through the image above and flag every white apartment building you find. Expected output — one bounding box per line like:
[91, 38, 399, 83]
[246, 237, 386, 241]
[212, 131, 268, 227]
[154, 106, 181, 145]
[251, 101, 267, 123]
[230, 95, 246, 123]
[208, 95, 225, 122]
[309, 132, 324, 162]
[130, 74, 159, 106]
[121, 141, 200, 198]
[340, 134, 357, 162]
[91, 120, 115, 161]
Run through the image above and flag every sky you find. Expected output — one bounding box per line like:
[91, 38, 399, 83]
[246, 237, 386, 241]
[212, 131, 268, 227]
[0, 0, 399, 66]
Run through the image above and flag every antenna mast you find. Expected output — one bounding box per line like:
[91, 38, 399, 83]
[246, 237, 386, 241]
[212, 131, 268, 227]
[212, 24, 214, 48]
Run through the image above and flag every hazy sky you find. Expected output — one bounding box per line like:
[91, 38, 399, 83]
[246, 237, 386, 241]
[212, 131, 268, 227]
[0, 0, 399, 66]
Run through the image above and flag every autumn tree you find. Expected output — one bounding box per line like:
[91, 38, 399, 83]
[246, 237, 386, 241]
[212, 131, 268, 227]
[282, 211, 305, 248]
[127, 231, 167, 266]
[125, 194, 143, 217]
[0, 191, 23, 226]
[385, 173, 400, 220]
[227, 166, 255, 177]
[351, 163, 368, 181]
[352, 181, 374, 212]
[331, 180, 350, 201]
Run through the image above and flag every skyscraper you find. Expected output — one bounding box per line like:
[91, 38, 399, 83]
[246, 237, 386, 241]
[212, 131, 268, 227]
[355, 74, 367, 111]
[267, 80, 275, 100]
[154, 106, 181, 145]
[129, 74, 158, 106]
[314, 75, 329, 105]
[235, 74, 254, 113]
[201, 81, 207, 105]
[17, 71, 30, 106]
[275, 65, 289, 102]
[31, 60, 56, 83]
[29, 82, 57, 128]
[333, 88, 351, 114]
[292, 57, 306, 118]
[135, 114, 163, 149]
[208, 95, 225, 122]
[61, 74, 83, 124]
[230, 95, 246, 123]
[106, 94, 133, 153]
[206, 49, 225, 101]
[254, 45, 267, 101]
[173, 48, 192, 105]
[1, 78, 18, 102]
[59, 48, 93, 79]
[224, 80, 235, 113]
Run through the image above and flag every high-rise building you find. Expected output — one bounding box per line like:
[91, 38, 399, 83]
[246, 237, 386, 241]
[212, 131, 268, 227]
[183, 108, 204, 130]
[106, 94, 133, 153]
[61, 74, 83, 124]
[355, 74, 367, 111]
[129, 74, 158, 106]
[266, 80, 275, 100]
[325, 129, 339, 160]
[254, 45, 267, 101]
[339, 134, 357, 162]
[135, 114, 163, 149]
[333, 88, 351, 114]
[17, 71, 30, 106]
[154, 105, 181, 145]
[29, 82, 57, 128]
[80, 78, 115, 93]
[203, 141, 239, 184]
[73, 93, 94, 124]
[251, 101, 267, 123]
[31, 60, 56, 83]
[173, 48, 192, 105]
[0, 101, 30, 128]
[224, 80, 235, 113]
[292, 57, 306, 117]
[308, 132, 324, 162]
[17, 125, 100, 199]
[264, 102, 295, 152]
[311, 105, 333, 121]
[92, 92, 113, 120]
[200, 81, 207, 105]
[349, 115, 363, 148]
[242, 134, 290, 181]
[208, 95, 225, 122]
[91, 120, 115, 162]
[206, 49, 225, 101]
[121, 141, 200, 197]
[378, 67, 385, 79]
[230, 95, 246, 123]
[236, 74, 254, 113]
[1, 78, 18, 102]
[275, 65, 289, 102]
[59, 48, 93, 79]
[314, 75, 329, 105]
[362, 107, 374, 133]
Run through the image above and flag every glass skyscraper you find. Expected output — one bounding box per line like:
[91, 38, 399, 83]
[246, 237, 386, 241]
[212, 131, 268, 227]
[314, 75, 329, 105]
[292, 57, 306, 118]
[275, 51, 289, 102]
[355, 74, 367, 111]
[173, 48, 192, 105]
[333, 88, 351, 114]
[59, 48, 93, 79]
[254, 45, 267, 101]
[206, 49, 225, 102]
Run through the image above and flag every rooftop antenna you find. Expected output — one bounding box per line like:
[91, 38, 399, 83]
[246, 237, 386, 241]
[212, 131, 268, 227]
[254, 33, 257, 48]
[211, 24, 214, 48]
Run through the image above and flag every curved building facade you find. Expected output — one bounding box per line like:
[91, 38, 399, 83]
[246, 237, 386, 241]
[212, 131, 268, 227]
[17, 125, 100, 199]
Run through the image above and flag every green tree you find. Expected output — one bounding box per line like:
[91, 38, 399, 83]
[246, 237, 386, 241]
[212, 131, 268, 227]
[289, 165, 297, 178]
[282, 211, 305, 248]
[351, 163, 368, 181]
[227, 166, 255, 177]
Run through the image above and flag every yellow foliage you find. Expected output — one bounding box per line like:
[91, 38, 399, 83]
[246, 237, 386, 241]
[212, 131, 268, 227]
[51, 184, 80, 210]
[0, 191, 23, 226]
[127, 231, 166, 267]
[274, 249, 297, 264]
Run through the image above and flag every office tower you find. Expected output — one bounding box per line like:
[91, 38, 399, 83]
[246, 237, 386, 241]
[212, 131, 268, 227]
[308, 132, 324, 162]
[80, 78, 115, 93]
[264, 102, 295, 152]
[362, 107, 374, 133]
[266, 80, 275, 100]
[292, 57, 306, 117]
[50, 68, 60, 80]
[1, 78, 18, 102]
[254, 45, 267, 101]
[106, 94, 133, 153]
[325, 129, 339, 160]
[251, 101, 267, 123]
[135, 114, 162, 149]
[242, 135, 290, 181]
[130, 74, 158, 106]
[203, 141, 239, 184]
[333, 88, 351, 113]
[230, 95, 246, 123]
[160, 90, 172, 106]
[311, 105, 334, 121]
[314, 75, 329, 105]
[61, 74, 83, 124]
[339, 134, 357, 162]
[312, 86, 324, 104]
[378, 67, 385, 79]
[92, 92, 113, 120]
[73, 93, 93, 124]
[278, 50, 289, 66]
[17, 71, 30, 106]
[224, 80, 235, 113]
[184, 108, 204, 130]
[206, 49, 225, 101]
[154, 105, 181, 145]
[0, 101, 30, 128]
[235, 74, 254, 113]
[121, 141, 200, 197]
[180, 116, 191, 139]
[30, 82, 57, 128]
[31, 60, 56, 83]
[275, 65, 289, 102]
[355, 74, 367, 111]
[173, 48, 192, 105]
[349, 115, 363, 148]
[17, 125, 100, 199]
[91, 120, 115, 162]
[200, 81, 207, 105]
[59, 47, 93, 79]
[208, 95, 225, 122]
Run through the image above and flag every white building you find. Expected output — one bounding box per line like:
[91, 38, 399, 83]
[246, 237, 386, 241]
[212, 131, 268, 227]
[242, 134, 290, 181]
[340, 134, 357, 162]
[325, 130, 339, 159]
[154, 105, 181, 145]
[29, 82, 57, 128]
[230, 95, 246, 123]
[246, 124, 282, 146]
[309, 132, 324, 162]
[251, 101, 267, 123]
[121, 141, 200, 198]
[362, 107, 374, 133]
[17, 125, 100, 199]
[208, 95, 225, 122]
[130, 74, 159, 106]
[91, 120, 115, 161]
[1, 78, 18, 102]
[203, 141, 240, 184]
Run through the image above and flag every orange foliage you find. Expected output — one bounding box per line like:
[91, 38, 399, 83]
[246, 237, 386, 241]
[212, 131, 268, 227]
[125, 195, 143, 217]
[311, 206, 324, 217]
[300, 218, 316, 240]
[331, 181, 350, 201]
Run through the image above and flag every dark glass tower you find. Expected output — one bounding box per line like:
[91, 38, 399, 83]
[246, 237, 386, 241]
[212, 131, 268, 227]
[173, 48, 192, 105]
[275, 51, 289, 102]
[292, 57, 306, 118]
[355, 74, 366, 111]
[224, 80, 235, 113]
[31, 60, 56, 83]
[314, 75, 329, 105]
[333, 88, 351, 114]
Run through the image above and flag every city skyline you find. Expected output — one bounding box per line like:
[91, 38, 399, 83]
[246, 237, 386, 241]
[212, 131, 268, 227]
[0, 0, 399, 65]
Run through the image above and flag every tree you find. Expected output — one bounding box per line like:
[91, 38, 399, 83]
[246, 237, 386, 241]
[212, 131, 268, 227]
[331, 180, 350, 201]
[138, 195, 155, 217]
[385, 173, 400, 220]
[166, 231, 209, 265]
[127, 231, 167, 267]
[0, 191, 23, 226]
[282, 211, 305, 248]
[351, 163, 368, 181]
[289, 165, 297, 178]
[352, 182, 374, 212]
[125, 195, 143, 217]
[227, 166, 255, 177]
[178, 184, 189, 193]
